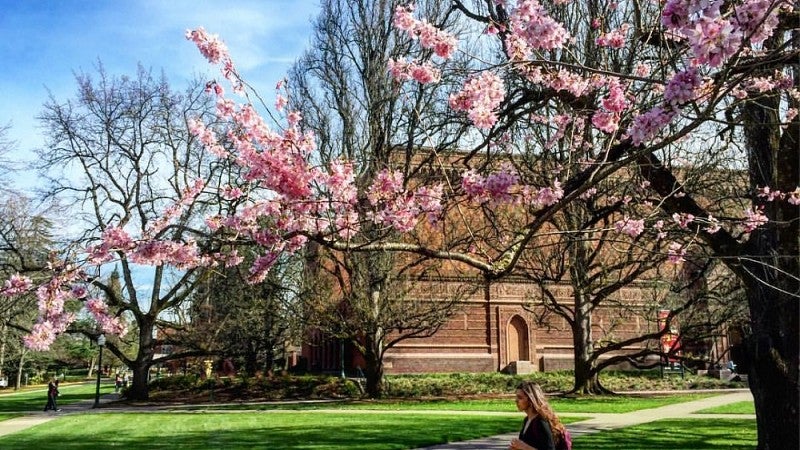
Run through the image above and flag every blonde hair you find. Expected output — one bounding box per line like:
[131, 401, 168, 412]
[517, 381, 566, 444]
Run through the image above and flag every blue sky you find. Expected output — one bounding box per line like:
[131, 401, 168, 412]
[0, 0, 319, 191]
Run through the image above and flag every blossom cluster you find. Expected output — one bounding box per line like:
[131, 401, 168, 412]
[185, 27, 242, 93]
[388, 58, 441, 84]
[367, 169, 443, 232]
[505, 0, 570, 59]
[6, 260, 127, 350]
[615, 217, 646, 237]
[661, 0, 785, 68]
[449, 72, 506, 129]
[461, 163, 520, 204]
[393, 4, 457, 59]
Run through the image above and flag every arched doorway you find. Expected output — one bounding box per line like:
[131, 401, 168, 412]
[507, 315, 530, 362]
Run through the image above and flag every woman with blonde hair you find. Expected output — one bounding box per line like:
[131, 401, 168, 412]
[509, 381, 568, 450]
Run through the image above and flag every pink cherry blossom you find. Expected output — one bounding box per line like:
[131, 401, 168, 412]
[449, 72, 505, 129]
[601, 80, 628, 113]
[388, 59, 441, 84]
[596, 24, 630, 48]
[625, 107, 676, 146]
[688, 15, 742, 68]
[1, 274, 32, 296]
[743, 206, 769, 232]
[592, 111, 620, 133]
[756, 186, 783, 201]
[392, 4, 457, 59]
[393, 4, 417, 32]
[484, 164, 520, 204]
[664, 68, 701, 107]
[580, 187, 598, 200]
[634, 63, 651, 77]
[534, 181, 564, 207]
[615, 217, 646, 237]
[23, 321, 57, 351]
[733, 0, 782, 45]
[668, 242, 687, 264]
[704, 215, 721, 234]
[368, 169, 405, 205]
[248, 252, 279, 284]
[507, 0, 570, 58]
[672, 212, 695, 229]
[787, 188, 800, 205]
[185, 27, 230, 65]
[71, 284, 88, 299]
[415, 184, 444, 224]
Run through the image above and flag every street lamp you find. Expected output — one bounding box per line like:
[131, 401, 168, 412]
[93, 334, 106, 408]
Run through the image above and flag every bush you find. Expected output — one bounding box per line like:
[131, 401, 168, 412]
[145, 370, 746, 402]
[148, 374, 199, 391]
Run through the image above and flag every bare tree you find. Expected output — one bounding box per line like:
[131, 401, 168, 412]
[288, 0, 475, 397]
[35, 65, 232, 400]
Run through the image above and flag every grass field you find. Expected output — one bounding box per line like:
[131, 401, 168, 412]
[188, 392, 716, 414]
[0, 383, 755, 449]
[0, 381, 114, 412]
[0, 412, 522, 449]
[695, 401, 756, 415]
[573, 418, 757, 449]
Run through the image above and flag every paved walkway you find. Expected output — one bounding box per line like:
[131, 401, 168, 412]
[416, 390, 754, 449]
[0, 391, 121, 437]
[0, 388, 754, 448]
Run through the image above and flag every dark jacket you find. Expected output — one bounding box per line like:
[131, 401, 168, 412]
[519, 416, 555, 450]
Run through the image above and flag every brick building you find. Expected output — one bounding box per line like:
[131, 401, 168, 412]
[302, 275, 687, 375]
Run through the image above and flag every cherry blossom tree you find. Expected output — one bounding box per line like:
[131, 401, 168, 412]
[3, 1, 797, 446]
[28, 66, 237, 400]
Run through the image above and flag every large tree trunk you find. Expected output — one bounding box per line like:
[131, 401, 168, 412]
[572, 297, 604, 394]
[127, 317, 156, 401]
[743, 281, 799, 450]
[244, 342, 259, 376]
[362, 332, 384, 399]
[739, 74, 799, 449]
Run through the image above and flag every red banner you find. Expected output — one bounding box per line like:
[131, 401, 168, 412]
[658, 310, 681, 361]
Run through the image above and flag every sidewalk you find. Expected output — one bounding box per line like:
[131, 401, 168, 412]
[0, 392, 121, 437]
[415, 390, 754, 449]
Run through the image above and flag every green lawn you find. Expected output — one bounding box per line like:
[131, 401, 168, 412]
[0, 381, 114, 412]
[0, 412, 522, 449]
[695, 401, 756, 415]
[574, 418, 756, 449]
[0, 413, 22, 422]
[183, 393, 716, 414]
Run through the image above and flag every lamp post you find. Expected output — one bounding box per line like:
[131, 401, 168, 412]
[93, 334, 106, 408]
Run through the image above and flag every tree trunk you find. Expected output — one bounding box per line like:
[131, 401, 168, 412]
[742, 277, 799, 450]
[15, 348, 26, 390]
[87, 355, 95, 378]
[127, 317, 156, 401]
[362, 333, 384, 398]
[0, 321, 7, 379]
[572, 298, 604, 393]
[738, 67, 799, 449]
[244, 343, 258, 376]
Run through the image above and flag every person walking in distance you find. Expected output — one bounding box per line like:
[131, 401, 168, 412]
[43, 379, 61, 412]
[509, 381, 571, 450]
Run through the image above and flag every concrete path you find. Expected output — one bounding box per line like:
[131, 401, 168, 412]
[0, 391, 121, 437]
[416, 390, 754, 449]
